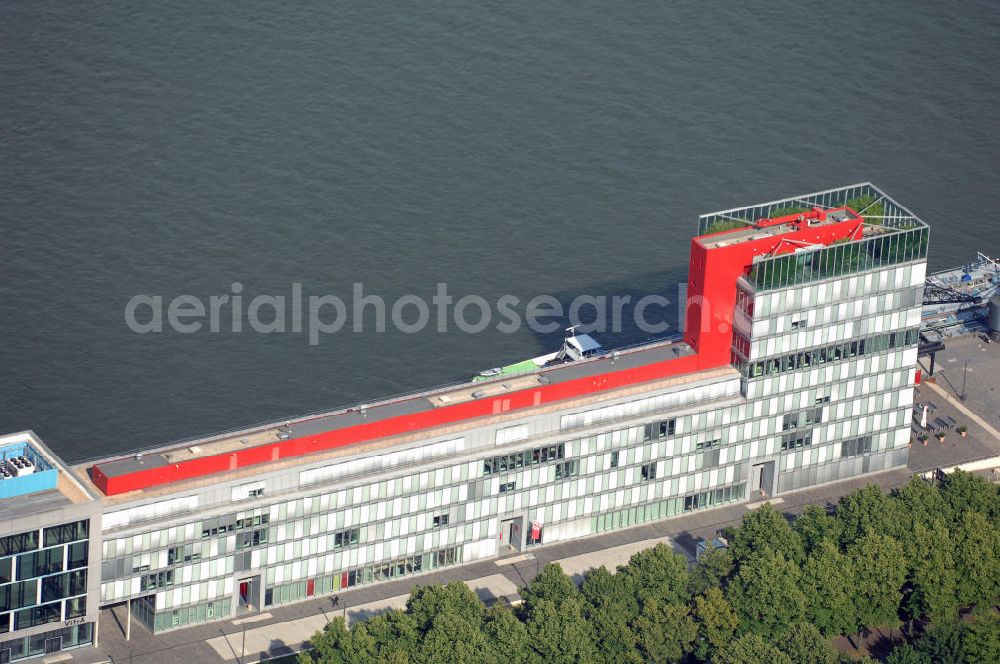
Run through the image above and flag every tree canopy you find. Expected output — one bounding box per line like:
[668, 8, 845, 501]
[297, 473, 999, 664]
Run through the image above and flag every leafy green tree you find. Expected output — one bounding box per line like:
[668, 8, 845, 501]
[711, 633, 793, 664]
[836, 484, 911, 544]
[360, 610, 418, 661]
[914, 620, 966, 664]
[777, 622, 838, 664]
[519, 563, 578, 615]
[417, 610, 496, 664]
[893, 476, 951, 529]
[794, 504, 842, 554]
[481, 604, 531, 664]
[962, 612, 1000, 664]
[903, 519, 958, 623]
[848, 533, 906, 630]
[406, 582, 482, 634]
[344, 621, 381, 664]
[579, 566, 642, 664]
[632, 601, 696, 663]
[726, 503, 804, 564]
[618, 543, 690, 606]
[884, 644, 932, 664]
[301, 616, 352, 664]
[953, 510, 1000, 609]
[800, 539, 857, 637]
[524, 596, 598, 663]
[688, 546, 734, 596]
[691, 586, 738, 661]
[939, 470, 1000, 524]
[725, 550, 806, 641]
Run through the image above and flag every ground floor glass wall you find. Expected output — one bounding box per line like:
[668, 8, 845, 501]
[265, 544, 464, 608]
[0, 623, 93, 662]
[591, 482, 747, 535]
[134, 594, 232, 634]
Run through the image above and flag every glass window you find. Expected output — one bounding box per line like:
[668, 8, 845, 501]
[0, 530, 39, 557]
[43, 520, 89, 548]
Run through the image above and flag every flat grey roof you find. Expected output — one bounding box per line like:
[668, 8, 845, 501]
[0, 488, 73, 523]
[90, 338, 697, 480]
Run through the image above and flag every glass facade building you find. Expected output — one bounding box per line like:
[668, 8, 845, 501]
[1, 183, 931, 657]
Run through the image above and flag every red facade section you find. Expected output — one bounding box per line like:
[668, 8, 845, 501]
[92, 353, 703, 495]
[684, 212, 863, 366]
[90, 208, 864, 497]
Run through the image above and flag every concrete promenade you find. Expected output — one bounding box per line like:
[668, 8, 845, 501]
[63, 336, 1000, 664]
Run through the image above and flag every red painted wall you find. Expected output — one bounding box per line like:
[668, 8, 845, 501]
[93, 353, 703, 495]
[684, 213, 863, 367]
[92, 210, 864, 496]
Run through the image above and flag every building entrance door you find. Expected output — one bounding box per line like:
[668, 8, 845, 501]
[238, 575, 261, 614]
[44, 637, 61, 654]
[751, 461, 776, 497]
[751, 463, 764, 493]
[499, 517, 523, 554]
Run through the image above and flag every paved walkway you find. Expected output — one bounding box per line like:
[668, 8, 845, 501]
[67, 337, 1000, 664]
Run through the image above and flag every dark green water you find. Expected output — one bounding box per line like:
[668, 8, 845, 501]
[2, 1, 997, 460]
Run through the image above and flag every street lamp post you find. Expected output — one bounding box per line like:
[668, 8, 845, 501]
[961, 359, 969, 401]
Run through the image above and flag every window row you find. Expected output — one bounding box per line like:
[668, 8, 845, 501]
[781, 430, 813, 451]
[841, 435, 874, 458]
[482, 443, 566, 476]
[0, 521, 84, 562]
[739, 328, 919, 379]
[782, 408, 823, 431]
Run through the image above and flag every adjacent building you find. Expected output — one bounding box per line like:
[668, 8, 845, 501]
[0, 183, 929, 660]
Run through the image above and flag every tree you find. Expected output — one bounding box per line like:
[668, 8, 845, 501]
[848, 533, 907, 631]
[725, 550, 806, 641]
[893, 476, 951, 529]
[914, 620, 966, 664]
[302, 617, 352, 664]
[418, 610, 496, 664]
[631, 601, 696, 663]
[519, 563, 578, 615]
[712, 633, 793, 664]
[726, 503, 804, 565]
[962, 612, 1000, 664]
[939, 470, 1000, 524]
[360, 610, 418, 661]
[800, 539, 857, 637]
[406, 582, 482, 634]
[579, 566, 642, 664]
[481, 604, 531, 664]
[618, 543, 690, 606]
[836, 485, 906, 544]
[687, 546, 734, 596]
[691, 587, 738, 661]
[903, 519, 958, 623]
[953, 510, 1000, 610]
[793, 504, 842, 554]
[778, 622, 838, 664]
[524, 596, 598, 663]
[884, 644, 932, 664]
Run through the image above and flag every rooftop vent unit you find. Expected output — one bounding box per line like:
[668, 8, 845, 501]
[6, 456, 35, 477]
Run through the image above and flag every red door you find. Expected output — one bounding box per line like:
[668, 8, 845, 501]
[239, 581, 249, 601]
[307, 579, 315, 597]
